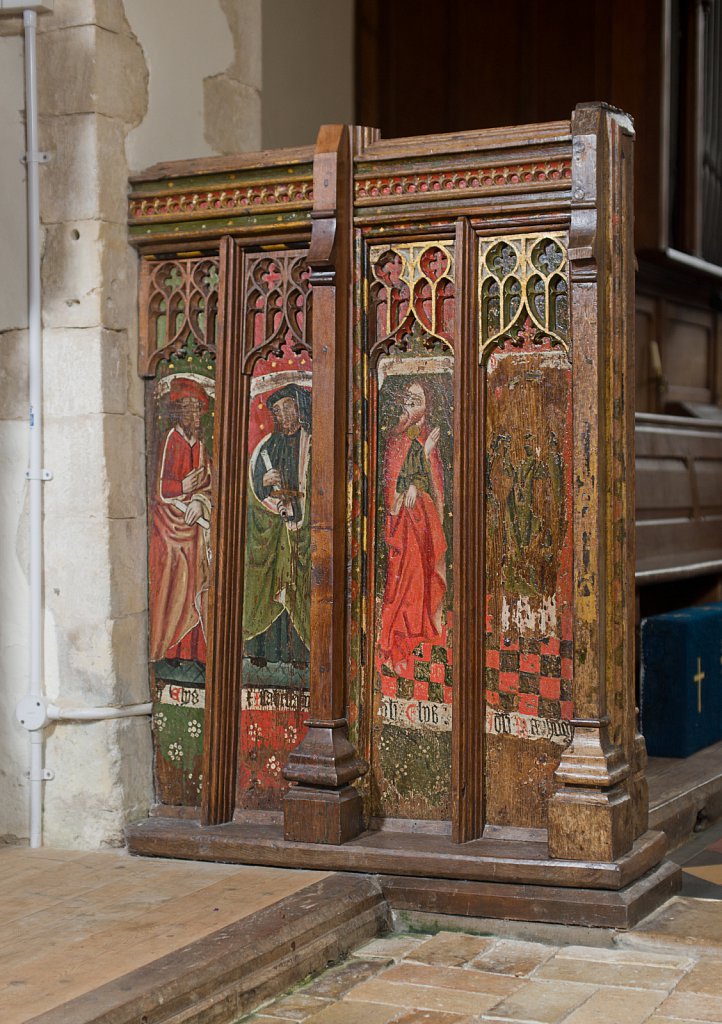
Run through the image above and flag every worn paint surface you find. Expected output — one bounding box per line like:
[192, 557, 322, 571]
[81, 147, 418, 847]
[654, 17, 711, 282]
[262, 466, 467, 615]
[237, 251, 313, 810]
[481, 234, 574, 828]
[365, 242, 456, 820]
[145, 258, 218, 805]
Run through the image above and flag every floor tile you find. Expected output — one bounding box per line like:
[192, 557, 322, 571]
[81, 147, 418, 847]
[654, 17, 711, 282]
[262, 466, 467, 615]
[656, 991, 722, 1022]
[344, 978, 501, 1015]
[674, 957, 722, 996]
[480, 979, 597, 1024]
[633, 897, 722, 948]
[381, 962, 521, 997]
[561, 987, 666, 1024]
[470, 940, 557, 977]
[303, 959, 388, 998]
[535, 955, 683, 989]
[262, 992, 331, 1019]
[355, 934, 433, 961]
[554, 945, 692, 968]
[303, 1001, 403, 1024]
[406, 932, 496, 967]
[392, 1011, 471, 1023]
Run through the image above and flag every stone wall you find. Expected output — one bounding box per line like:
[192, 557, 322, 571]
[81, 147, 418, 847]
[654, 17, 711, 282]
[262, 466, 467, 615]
[0, 0, 350, 848]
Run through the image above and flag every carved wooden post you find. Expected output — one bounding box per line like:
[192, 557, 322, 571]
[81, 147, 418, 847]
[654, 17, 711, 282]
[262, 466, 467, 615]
[548, 103, 643, 861]
[283, 125, 368, 843]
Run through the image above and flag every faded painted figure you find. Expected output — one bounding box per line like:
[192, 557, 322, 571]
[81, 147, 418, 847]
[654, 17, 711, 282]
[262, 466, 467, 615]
[379, 380, 447, 675]
[243, 383, 312, 670]
[149, 377, 213, 664]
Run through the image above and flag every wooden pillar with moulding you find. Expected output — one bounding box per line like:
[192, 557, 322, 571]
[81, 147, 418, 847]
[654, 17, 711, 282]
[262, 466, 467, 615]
[282, 125, 370, 844]
[547, 103, 643, 861]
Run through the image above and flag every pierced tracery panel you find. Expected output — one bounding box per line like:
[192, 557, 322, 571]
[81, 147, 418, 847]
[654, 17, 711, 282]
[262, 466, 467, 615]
[370, 241, 455, 355]
[243, 251, 312, 366]
[139, 257, 219, 377]
[479, 233, 569, 361]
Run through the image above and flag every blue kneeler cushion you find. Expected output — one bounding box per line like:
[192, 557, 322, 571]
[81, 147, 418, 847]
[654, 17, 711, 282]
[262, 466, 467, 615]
[640, 602, 722, 758]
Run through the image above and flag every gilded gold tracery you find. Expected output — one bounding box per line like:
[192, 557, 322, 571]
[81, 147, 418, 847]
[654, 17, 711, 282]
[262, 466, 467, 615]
[369, 241, 455, 355]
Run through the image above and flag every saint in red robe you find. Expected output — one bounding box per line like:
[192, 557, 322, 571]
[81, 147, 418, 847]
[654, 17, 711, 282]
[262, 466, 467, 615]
[379, 425, 447, 672]
[149, 425, 212, 663]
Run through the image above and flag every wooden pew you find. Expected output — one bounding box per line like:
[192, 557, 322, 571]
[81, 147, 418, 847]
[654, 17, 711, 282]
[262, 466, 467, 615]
[636, 411, 722, 845]
[636, 412, 722, 588]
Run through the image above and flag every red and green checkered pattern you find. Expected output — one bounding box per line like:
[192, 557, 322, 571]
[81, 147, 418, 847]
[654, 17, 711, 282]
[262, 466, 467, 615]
[376, 612, 454, 704]
[484, 624, 574, 722]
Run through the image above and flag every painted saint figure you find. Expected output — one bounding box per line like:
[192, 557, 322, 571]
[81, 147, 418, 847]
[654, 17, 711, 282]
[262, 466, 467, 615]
[149, 377, 212, 665]
[379, 380, 447, 675]
[243, 383, 312, 671]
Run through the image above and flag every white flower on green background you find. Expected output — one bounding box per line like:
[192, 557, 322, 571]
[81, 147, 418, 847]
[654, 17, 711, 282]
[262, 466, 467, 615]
[153, 710, 167, 732]
[187, 719, 202, 738]
[168, 742, 183, 762]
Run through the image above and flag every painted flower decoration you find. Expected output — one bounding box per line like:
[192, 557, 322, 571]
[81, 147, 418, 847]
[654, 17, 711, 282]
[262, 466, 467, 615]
[168, 742, 183, 762]
[153, 711, 167, 732]
[248, 722, 263, 742]
[266, 755, 281, 777]
[284, 725, 297, 744]
[187, 719, 202, 738]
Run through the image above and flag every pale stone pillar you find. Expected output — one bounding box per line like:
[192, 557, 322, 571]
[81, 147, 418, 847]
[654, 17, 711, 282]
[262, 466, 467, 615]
[0, 0, 263, 848]
[33, 0, 152, 847]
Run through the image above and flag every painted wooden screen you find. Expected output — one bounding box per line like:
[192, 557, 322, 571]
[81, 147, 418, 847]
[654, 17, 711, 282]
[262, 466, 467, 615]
[133, 150, 315, 818]
[139, 255, 219, 806]
[134, 109, 640, 865]
[236, 249, 313, 810]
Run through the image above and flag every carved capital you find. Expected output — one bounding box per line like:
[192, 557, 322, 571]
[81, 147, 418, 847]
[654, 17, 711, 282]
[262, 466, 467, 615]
[283, 719, 368, 789]
[554, 723, 628, 789]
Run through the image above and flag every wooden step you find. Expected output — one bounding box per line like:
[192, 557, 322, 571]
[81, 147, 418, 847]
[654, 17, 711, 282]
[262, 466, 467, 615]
[26, 874, 389, 1024]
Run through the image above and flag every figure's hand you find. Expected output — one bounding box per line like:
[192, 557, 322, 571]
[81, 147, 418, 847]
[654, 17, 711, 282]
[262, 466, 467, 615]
[263, 469, 282, 489]
[185, 499, 204, 525]
[182, 466, 206, 494]
[404, 484, 417, 508]
[424, 427, 441, 456]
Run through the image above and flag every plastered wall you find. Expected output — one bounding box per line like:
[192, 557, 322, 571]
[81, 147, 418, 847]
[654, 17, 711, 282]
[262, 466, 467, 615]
[0, 0, 351, 848]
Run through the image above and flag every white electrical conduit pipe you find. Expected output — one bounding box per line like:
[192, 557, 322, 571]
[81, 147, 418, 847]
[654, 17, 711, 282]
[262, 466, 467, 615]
[17, 11, 152, 847]
[24, 9, 46, 850]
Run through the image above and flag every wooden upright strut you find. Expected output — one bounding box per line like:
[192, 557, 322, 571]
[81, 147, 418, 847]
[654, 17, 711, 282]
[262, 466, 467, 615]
[548, 104, 642, 861]
[282, 125, 368, 843]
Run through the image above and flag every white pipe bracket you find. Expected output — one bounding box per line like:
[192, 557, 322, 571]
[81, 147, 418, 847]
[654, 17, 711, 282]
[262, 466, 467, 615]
[25, 767, 54, 782]
[25, 468, 53, 481]
[21, 151, 50, 165]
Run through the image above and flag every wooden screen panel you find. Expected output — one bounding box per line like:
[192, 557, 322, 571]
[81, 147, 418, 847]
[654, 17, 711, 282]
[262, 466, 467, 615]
[141, 255, 219, 807]
[364, 240, 456, 821]
[479, 233, 574, 828]
[236, 249, 314, 810]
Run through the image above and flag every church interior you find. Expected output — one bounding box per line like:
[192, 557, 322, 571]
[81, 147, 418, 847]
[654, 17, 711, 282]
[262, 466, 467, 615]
[1, 1, 722, 1021]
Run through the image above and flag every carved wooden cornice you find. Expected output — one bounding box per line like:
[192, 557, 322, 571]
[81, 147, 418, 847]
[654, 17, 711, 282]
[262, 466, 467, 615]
[128, 164, 314, 245]
[355, 158, 572, 204]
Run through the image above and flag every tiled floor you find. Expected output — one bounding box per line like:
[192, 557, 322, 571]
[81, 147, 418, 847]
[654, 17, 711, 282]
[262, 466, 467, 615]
[6, 821, 722, 1024]
[0, 844, 328, 1024]
[242, 930, 722, 1024]
[672, 818, 722, 900]
[239, 821, 722, 1024]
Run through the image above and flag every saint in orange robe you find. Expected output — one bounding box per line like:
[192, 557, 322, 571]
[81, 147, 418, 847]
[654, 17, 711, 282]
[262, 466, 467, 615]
[148, 427, 211, 663]
[379, 426, 447, 670]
